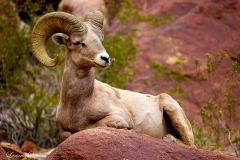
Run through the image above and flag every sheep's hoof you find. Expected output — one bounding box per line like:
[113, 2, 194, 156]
[163, 134, 177, 142]
[60, 131, 72, 142]
[163, 136, 173, 142]
[163, 134, 187, 147]
[162, 134, 196, 148]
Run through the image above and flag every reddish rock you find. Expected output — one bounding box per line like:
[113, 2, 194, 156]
[104, 0, 240, 124]
[21, 140, 39, 154]
[46, 127, 238, 160]
[1, 142, 25, 160]
[0, 145, 10, 160]
[59, 0, 106, 19]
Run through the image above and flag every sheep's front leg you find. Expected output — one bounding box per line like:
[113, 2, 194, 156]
[95, 115, 133, 130]
[159, 93, 195, 147]
[59, 115, 133, 142]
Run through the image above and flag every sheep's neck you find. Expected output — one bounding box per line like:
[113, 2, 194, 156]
[60, 61, 95, 109]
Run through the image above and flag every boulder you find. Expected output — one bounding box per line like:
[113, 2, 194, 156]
[1, 142, 25, 160]
[46, 127, 238, 160]
[0, 145, 10, 160]
[21, 140, 39, 154]
[1, 141, 53, 160]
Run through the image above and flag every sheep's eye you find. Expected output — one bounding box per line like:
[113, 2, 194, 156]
[74, 42, 86, 48]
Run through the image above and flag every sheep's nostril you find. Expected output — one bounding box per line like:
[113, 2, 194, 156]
[100, 56, 110, 64]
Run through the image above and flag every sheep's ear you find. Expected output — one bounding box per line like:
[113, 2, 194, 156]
[52, 33, 69, 46]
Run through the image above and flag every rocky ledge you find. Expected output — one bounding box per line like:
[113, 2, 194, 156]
[46, 127, 239, 160]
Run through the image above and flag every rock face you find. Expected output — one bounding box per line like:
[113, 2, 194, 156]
[104, 0, 240, 123]
[46, 127, 238, 160]
[0, 145, 10, 160]
[59, 0, 106, 19]
[1, 142, 25, 160]
[21, 140, 39, 154]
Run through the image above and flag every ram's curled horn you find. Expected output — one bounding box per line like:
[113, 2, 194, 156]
[31, 12, 86, 67]
[85, 11, 104, 30]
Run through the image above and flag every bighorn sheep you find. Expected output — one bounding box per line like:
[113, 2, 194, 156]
[31, 11, 195, 147]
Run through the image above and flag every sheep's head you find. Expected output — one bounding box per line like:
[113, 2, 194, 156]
[32, 11, 112, 68]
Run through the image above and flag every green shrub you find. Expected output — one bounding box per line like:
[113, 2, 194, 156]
[106, 0, 173, 25]
[149, 58, 187, 100]
[193, 52, 240, 157]
[96, 32, 136, 88]
[0, 1, 30, 96]
[0, 0, 62, 148]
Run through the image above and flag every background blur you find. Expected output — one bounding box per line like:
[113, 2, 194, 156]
[0, 0, 239, 157]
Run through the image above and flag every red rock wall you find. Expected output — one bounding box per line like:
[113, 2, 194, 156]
[105, 0, 240, 124]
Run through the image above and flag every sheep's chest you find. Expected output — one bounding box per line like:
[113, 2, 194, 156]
[56, 105, 89, 132]
[56, 101, 111, 132]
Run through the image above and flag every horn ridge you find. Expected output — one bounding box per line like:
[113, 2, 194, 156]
[85, 11, 104, 30]
[31, 12, 85, 67]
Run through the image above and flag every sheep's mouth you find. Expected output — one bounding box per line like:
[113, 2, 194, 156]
[94, 62, 108, 68]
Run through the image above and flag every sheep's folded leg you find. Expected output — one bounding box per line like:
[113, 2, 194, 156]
[163, 134, 193, 148]
[95, 115, 133, 130]
[159, 93, 195, 148]
[59, 115, 132, 142]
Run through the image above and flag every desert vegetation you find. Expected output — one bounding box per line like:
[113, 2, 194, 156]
[0, 0, 239, 157]
[193, 52, 240, 156]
